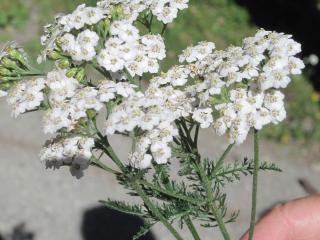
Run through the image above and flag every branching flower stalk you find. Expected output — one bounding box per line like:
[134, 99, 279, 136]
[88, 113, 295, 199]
[0, 1, 304, 239]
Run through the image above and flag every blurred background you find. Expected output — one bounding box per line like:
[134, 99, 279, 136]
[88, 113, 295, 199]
[0, 0, 319, 239]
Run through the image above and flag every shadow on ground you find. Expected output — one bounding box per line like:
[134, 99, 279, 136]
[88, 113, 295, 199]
[0, 223, 34, 240]
[235, 0, 320, 91]
[81, 206, 156, 240]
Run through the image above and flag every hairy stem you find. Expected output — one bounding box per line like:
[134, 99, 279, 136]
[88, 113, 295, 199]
[249, 130, 260, 240]
[132, 182, 184, 240]
[185, 216, 201, 240]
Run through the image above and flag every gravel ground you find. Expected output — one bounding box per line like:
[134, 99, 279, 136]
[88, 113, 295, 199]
[1, 99, 320, 240]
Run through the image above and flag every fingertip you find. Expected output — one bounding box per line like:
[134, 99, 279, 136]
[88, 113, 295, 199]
[241, 195, 320, 240]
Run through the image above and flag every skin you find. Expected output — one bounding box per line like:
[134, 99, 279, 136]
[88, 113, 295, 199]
[241, 195, 320, 240]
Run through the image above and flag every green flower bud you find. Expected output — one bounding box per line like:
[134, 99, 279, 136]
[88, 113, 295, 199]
[58, 58, 71, 69]
[86, 109, 97, 119]
[0, 67, 12, 76]
[75, 68, 85, 82]
[74, 118, 87, 132]
[6, 47, 26, 64]
[47, 50, 62, 60]
[43, 86, 50, 95]
[55, 38, 63, 49]
[111, 4, 124, 20]
[103, 18, 111, 30]
[1, 57, 18, 70]
[96, 18, 111, 36]
[0, 82, 11, 91]
[66, 68, 78, 78]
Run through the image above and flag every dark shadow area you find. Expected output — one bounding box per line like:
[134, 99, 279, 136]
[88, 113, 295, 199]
[0, 223, 34, 240]
[81, 206, 156, 240]
[235, 0, 320, 91]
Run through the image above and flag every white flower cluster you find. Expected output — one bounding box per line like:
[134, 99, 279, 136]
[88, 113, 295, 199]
[97, 0, 189, 24]
[38, 3, 105, 63]
[98, 80, 136, 102]
[97, 21, 165, 76]
[60, 30, 99, 61]
[179, 41, 216, 63]
[43, 70, 104, 134]
[192, 108, 213, 128]
[40, 136, 95, 179]
[1, 0, 304, 177]
[181, 29, 305, 144]
[7, 78, 45, 117]
[105, 76, 192, 168]
[39, 0, 188, 65]
[213, 89, 285, 144]
[59, 4, 106, 32]
[150, 0, 189, 24]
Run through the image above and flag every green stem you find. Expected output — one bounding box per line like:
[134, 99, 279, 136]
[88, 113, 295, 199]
[96, 135, 126, 172]
[248, 130, 260, 240]
[212, 144, 234, 175]
[185, 216, 201, 240]
[132, 182, 184, 240]
[194, 124, 200, 147]
[148, 14, 153, 32]
[92, 157, 120, 175]
[175, 120, 194, 151]
[20, 72, 45, 76]
[180, 119, 195, 148]
[197, 162, 231, 240]
[161, 24, 168, 36]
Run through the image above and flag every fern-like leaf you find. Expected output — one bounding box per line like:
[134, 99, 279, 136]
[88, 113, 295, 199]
[100, 199, 146, 217]
[132, 222, 155, 240]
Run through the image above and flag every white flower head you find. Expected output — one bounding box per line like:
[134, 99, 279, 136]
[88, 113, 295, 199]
[193, 108, 213, 128]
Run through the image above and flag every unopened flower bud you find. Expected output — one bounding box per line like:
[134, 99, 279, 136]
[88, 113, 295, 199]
[96, 19, 111, 35]
[66, 68, 78, 78]
[0, 82, 11, 91]
[6, 47, 26, 64]
[58, 58, 71, 69]
[42, 86, 50, 95]
[86, 109, 97, 119]
[75, 68, 85, 82]
[103, 19, 111, 30]
[0, 67, 12, 76]
[111, 4, 124, 20]
[55, 38, 63, 49]
[1, 57, 18, 70]
[48, 50, 62, 60]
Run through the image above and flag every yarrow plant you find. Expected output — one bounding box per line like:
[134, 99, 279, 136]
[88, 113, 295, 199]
[0, 1, 305, 239]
